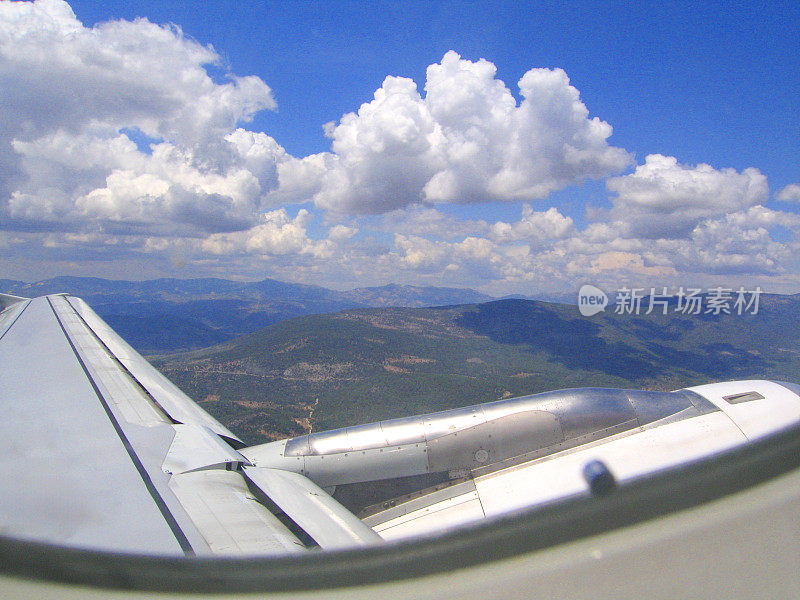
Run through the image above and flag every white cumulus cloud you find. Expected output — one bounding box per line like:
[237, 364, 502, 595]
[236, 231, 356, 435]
[605, 154, 769, 238]
[489, 205, 574, 244]
[287, 51, 630, 215]
[393, 233, 504, 279]
[0, 0, 283, 235]
[200, 208, 331, 257]
[777, 183, 800, 202]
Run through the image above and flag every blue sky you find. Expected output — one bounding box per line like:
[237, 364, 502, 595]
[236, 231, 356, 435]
[1, 0, 799, 294]
[66, 1, 799, 175]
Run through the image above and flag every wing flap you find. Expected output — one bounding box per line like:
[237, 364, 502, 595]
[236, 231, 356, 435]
[244, 467, 382, 549]
[169, 470, 305, 555]
[51, 295, 171, 427]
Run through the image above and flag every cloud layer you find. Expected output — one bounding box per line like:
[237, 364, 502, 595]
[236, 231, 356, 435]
[1, 1, 798, 294]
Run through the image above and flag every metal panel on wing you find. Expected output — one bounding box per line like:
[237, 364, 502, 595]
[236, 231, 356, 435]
[427, 410, 564, 472]
[243, 466, 382, 549]
[169, 470, 305, 555]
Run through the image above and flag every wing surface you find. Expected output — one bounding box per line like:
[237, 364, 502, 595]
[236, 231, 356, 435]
[0, 294, 368, 555]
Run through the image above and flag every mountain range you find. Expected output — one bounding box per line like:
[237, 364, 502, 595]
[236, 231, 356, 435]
[0, 277, 494, 353]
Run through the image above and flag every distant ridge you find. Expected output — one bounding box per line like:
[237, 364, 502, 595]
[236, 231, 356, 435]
[1, 276, 494, 306]
[342, 283, 493, 307]
[0, 276, 497, 352]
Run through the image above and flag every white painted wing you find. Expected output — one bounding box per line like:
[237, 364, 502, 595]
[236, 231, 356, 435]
[0, 293, 374, 556]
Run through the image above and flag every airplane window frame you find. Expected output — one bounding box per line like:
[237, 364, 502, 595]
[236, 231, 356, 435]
[1, 417, 799, 594]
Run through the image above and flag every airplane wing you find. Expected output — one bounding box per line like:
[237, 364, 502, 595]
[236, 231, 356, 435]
[0, 293, 376, 555]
